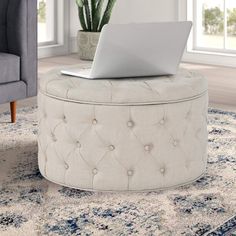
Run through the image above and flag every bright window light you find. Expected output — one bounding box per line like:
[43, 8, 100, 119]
[193, 0, 236, 53]
[37, 0, 57, 45]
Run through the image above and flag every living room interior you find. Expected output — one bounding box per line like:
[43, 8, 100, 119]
[0, 0, 235, 235]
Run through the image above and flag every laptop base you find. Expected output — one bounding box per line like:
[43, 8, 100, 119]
[61, 68, 93, 79]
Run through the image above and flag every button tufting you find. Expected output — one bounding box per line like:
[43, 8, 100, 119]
[160, 119, 165, 125]
[92, 119, 97, 125]
[186, 111, 192, 120]
[173, 140, 178, 147]
[160, 167, 165, 174]
[76, 141, 81, 148]
[38, 68, 208, 192]
[127, 170, 133, 176]
[109, 145, 115, 151]
[64, 163, 69, 170]
[185, 161, 190, 169]
[186, 110, 191, 117]
[51, 133, 57, 142]
[127, 121, 134, 128]
[93, 168, 98, 175]
[144, 144, 152, 152]
[63, 115, 67, 123]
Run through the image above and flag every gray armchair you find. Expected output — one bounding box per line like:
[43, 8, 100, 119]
[0, 0, 37, 122]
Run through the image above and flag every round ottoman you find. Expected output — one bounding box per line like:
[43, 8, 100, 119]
[38, 67, 208, 192]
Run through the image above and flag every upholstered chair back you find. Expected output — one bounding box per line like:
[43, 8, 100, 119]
[0, 0, 9, 52]
[0, 0, 37, 97]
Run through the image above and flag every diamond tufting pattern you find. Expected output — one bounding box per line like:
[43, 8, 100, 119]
[38, 68, 208, 191]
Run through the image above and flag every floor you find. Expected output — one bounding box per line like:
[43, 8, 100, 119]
[0, 54, 236, 113]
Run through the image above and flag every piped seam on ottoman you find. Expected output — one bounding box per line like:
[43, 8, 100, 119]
[39, 89, 208, 106]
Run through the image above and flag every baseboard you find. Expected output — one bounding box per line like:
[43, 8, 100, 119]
[182, 51, 236, 68]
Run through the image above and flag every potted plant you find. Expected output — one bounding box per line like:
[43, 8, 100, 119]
[76, 0, 117, 60]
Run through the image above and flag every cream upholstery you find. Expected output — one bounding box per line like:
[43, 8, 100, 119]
[38, 66, 208, 192]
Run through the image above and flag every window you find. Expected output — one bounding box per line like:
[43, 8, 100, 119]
[37, 0, 57, 45]
[193, 0, 236, 54]
[37, 0, 69, 58]
[178, 0, 236, 67]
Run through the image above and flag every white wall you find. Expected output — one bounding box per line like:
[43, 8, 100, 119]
[69, 0, 178, 51]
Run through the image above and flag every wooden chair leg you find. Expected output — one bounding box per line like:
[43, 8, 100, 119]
[10, 101, 16, 123]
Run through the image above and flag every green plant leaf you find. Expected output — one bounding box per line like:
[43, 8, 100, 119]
[93, 0, 105, 32]
[91, 0, 97, 31]
[76, 0, 84, 8]
[84, 0, 92, 31]
[78, 6, 87, 31]
[99, 0, 117, 31]
[76, 0, 116, 32]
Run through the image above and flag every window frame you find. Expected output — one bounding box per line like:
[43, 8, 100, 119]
[38, 0, 57, 47]
[38, 0, 69, 58]
[178, 0, 236, 68]
[192, 0, 236, 55]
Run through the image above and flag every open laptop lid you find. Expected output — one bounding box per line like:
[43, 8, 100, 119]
[90, 21, 192, 78]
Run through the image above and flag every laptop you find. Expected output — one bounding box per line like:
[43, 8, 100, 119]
[61, 21, 192, 79]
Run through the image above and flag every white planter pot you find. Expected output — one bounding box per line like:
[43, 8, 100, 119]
[77, 31, 100, 61]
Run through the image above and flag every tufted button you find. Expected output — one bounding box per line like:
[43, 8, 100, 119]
[173, 140, 178, 147]
[76, 141, 81, 148]
[186, 111, 192, 120]
[63, 115, 67, 123]
[160, 119, 165, 125]
[144, 144, 152, 152]
[109, 145, 115, 151]
[127, 120, 134, 128]
[44, 113, 47, 118]
[92, 119, 97, 125]
[185, 161, 190, 169]
[64, 163, 69, 170]
[51, 133, 57, 142]
[127, 170, 134, 176]
[160, 167, 165, 174]
[92, 168, 98, 175]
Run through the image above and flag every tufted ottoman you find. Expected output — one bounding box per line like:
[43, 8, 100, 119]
[38, 67, 208, 192]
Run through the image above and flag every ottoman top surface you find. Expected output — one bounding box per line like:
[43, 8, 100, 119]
[39, 65, 208, 106]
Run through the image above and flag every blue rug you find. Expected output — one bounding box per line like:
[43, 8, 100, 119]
[207, 214, 236, 235]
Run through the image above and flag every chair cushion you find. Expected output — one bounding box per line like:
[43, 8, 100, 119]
[0, 0, 9, 52]
[0, 81, 26, 104]
[0, 53, 20, 84]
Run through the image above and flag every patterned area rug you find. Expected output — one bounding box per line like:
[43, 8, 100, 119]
[0, 106, 235, 236]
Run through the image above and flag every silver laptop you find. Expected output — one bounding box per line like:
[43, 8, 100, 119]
[61, 21, 192, 79]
